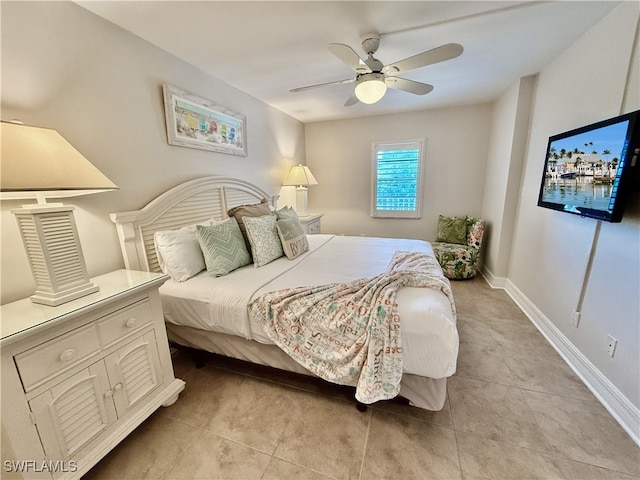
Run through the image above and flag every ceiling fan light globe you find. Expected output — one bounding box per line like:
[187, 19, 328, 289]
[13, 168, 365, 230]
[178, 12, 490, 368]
[355, 73, 386, 104]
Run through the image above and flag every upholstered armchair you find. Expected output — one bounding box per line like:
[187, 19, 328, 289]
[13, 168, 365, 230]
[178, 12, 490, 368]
[432, 216, 486, 279]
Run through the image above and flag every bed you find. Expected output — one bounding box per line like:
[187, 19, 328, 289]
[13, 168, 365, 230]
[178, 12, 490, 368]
[110, 176, 458, 411]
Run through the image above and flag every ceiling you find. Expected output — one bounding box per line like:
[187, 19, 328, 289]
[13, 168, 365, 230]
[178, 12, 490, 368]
[76, 1, 619, 123]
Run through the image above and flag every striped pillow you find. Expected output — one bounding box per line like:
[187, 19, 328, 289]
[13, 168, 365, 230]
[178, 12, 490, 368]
[196, 218, 251, 276]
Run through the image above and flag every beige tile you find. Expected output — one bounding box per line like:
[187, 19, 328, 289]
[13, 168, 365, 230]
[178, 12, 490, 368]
[82, 413, 201, 480]
[165, 428, 271, 480]
[501, 348, 595, 401]
[204, 375, 305, 454]
[452, 280, 523, 321]
[486, 318, 557, 355]
[553, 456, 640, 480]
[456, 316, 498, 346]
[456, 430, 565, 480]
[273, 392, 369, 480]
[159, 363, 246, 428]
[454, 341, 519, 386]
[262, 457, 337, 480]
[523, 390, 640, 476]
[361, 410, 461, 479]
[447, 376, 550, 452]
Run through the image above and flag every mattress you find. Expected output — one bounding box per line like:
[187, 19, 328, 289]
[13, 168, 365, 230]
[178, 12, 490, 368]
[160, 234, 458, 379]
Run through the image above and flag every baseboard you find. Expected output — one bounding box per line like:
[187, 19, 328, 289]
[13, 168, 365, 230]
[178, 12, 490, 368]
[499, 278, 640, 447]
[478, 265, 507, 289]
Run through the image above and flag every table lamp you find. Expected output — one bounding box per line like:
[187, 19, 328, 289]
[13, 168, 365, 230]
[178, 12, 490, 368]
[283, 164, 318, 216]
[1, 121, 118, 306]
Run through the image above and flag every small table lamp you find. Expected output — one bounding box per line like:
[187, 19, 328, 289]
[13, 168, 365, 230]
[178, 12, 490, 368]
[283, 164, 318, 216]
[1, 121, 118, 306]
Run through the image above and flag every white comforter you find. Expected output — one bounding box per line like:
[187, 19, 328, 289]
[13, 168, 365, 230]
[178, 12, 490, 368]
[160, 234, 459, 379]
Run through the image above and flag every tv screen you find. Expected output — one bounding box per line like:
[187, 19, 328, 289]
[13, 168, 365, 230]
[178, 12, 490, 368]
[537, 110, 640, 222]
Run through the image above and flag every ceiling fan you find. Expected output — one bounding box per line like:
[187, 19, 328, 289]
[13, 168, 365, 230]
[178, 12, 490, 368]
[290, 34, 463, 106]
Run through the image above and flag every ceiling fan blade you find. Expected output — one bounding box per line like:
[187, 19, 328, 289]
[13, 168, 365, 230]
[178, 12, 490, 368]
[385, 77, 434, 95]
[328, 43, 372, 74]
[344, 92, 359, 106]
[290, 78, 354, 93]
[383, 43, 463, 76]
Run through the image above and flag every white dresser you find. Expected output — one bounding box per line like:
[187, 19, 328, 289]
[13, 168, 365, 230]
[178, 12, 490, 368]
[0, 270, 185, 479]
[298, 213, 323, 234]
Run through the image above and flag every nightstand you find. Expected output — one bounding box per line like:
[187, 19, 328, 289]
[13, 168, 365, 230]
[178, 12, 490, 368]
[298, 213, 323, 234]
[1, 270, 185, 479]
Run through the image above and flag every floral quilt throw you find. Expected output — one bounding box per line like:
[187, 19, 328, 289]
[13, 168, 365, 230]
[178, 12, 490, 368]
[247, 251, 456, 404]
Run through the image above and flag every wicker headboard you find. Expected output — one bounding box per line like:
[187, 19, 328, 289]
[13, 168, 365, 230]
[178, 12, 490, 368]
[110, 176, 276, 272]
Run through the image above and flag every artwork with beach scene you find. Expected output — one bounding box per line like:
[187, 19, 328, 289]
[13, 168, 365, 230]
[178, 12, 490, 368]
[163, 84, 247, 156]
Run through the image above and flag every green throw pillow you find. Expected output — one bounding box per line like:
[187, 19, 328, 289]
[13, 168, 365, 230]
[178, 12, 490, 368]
[196, 218, 251, 276]
[275, 205, 299, 221]
[436, 215, 468, 245]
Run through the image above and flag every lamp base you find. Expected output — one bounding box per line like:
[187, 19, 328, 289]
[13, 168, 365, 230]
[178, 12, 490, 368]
[31, 282, 99, 307]
[12, 203, 99, 306]
[295, 186, 309, 216]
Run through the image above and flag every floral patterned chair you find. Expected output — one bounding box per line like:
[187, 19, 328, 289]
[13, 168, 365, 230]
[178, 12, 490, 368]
[432, 216, 486, 280]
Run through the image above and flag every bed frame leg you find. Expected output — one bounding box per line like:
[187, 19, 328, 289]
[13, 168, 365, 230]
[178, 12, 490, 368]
[193, 351, 205, 369]
[355, 401, 368, 412]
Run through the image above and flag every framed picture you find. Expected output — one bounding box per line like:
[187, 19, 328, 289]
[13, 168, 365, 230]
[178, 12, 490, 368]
[162, 84, 247, 156]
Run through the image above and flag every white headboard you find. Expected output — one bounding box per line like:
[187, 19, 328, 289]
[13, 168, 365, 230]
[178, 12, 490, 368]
[110, 176, 277, 272]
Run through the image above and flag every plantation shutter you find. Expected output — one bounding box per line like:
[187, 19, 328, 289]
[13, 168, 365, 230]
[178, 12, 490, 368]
[371, 140, 425, 218]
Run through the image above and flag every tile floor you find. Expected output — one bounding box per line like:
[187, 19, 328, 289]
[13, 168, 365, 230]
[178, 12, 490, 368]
[84, 277, 639, 480]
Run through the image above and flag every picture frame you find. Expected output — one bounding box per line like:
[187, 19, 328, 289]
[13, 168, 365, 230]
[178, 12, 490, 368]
[162, 84, 247, 156]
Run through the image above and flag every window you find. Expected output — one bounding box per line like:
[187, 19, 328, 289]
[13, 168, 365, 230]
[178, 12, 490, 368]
[371, 139, 425, 218]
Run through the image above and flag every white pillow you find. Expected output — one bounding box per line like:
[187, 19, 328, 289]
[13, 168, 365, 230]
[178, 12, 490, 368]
[154, 220, 213, 282]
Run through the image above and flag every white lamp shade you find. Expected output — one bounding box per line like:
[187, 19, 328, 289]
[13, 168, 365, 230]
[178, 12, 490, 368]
[0, 121, 118, 200]
[355, 73, 387, 104]
[1, 121, 118, 306]
[283, 164, 318, 187]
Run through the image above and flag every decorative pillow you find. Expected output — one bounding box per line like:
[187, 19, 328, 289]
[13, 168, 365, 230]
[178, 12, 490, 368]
[227, 199, 272, 252]
[242, 214, 284, 267]
[154, 221, 212, 282]
[195, 218, 251, 276]
[275, 205, 299, 221]
[436, 215, 468, 245]
[276, 217, 309, 260]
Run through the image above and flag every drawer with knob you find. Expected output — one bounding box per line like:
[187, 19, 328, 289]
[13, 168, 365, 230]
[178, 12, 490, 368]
[1, 269, 185, 480]
[14, 324, 101, 392]
[96, 298, 153, 348]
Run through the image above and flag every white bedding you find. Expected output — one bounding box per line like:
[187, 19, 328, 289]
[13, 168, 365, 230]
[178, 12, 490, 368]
[160, 234, 458, 379]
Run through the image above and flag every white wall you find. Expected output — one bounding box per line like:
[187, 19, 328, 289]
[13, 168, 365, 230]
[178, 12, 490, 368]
[1, 1, 306, 304]
[507, 1, 639, 415]
[482, 76, 535, 279]
[304, 104, 492, 240]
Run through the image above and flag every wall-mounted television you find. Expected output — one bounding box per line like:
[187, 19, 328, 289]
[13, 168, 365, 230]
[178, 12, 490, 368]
[537, 110, 640, 222]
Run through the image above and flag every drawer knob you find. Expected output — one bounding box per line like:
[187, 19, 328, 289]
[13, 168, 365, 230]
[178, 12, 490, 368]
[125, 318, 136, 328]
[59, 349, 76, 362]
[114, 383, 123, 391]
[104, 390, 113, 398]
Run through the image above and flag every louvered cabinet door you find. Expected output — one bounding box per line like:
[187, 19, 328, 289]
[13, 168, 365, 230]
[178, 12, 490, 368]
[29, 363, 117, 462]
[105, 331, 164, 416]
[2, 270, 185, 479]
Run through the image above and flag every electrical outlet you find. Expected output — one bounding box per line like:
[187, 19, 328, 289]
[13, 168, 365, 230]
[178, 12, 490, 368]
[607, 335, 617, 357]
[571, 310, 581, 327]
